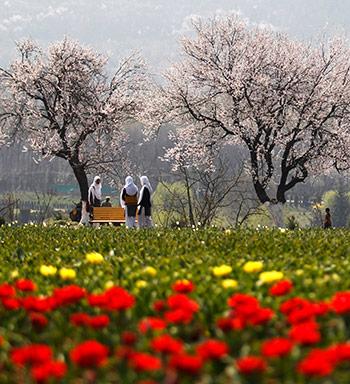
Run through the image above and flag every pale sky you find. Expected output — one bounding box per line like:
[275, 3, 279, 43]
[1, 0, 350, 71]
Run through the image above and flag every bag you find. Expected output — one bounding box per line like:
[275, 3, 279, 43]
[124, 194, 137, 205]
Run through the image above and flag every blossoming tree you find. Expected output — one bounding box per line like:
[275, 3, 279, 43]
[0, 38, 150, 223]
[161, 16, 350, 226]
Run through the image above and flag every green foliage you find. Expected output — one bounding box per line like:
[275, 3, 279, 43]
[152, 182, 189, 226]
[0, 226, 349, 382]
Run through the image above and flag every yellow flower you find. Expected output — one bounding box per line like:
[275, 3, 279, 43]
[295, 269, 304, 276]
[136, 280, 148, 288]
[59, 268, 76, 280]
[40, 265, 57, 276]
[105, 280, 114, 289]
[86, 252, 104, 264]
[243, 261, 263, 273]
[222, 279, 238, 289]
[332, 273, 341, 282]
[213, 265, 232, 277]
[259, 271, 284, 284]
[143, 266, 157, 277]
[10, 270, 19, 279]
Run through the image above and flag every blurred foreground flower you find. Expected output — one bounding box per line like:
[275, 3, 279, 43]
[222, 279, 238, 289]
[243, 261, 263, 273]
[213, 265, 232, 277]
[86, 252, 104, 264]
[259, 271, 284, 284]
[40, 265, 57, 276]
[143, 266, 157, 276]
[59, 268, 76, 280]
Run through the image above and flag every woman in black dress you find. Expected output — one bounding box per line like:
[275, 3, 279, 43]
[138, 176, 153, 228]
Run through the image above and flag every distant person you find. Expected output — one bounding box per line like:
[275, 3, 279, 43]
[138, 176, 153, 228]
[88, 176, 102, 214]
[102, 196, 112, 207]
[324, 207, 332, 229]
[120, 176, 138, 228]
[69, 201, 82, 222]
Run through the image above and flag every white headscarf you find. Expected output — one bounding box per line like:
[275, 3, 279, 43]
[138, 175, 153, 205]
[120, 176, 138, 208]
[89, 176, 102, 203]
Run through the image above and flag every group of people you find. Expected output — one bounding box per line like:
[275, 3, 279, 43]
[88, 175, 153, 228]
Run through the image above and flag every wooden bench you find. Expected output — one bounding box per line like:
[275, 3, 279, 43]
[90, 207, 125, 225]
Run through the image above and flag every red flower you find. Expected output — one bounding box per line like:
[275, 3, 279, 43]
[280, 297, 309, 315]
[70, 313, 110, 329]
[196, 339, 228, 361]
[137, 381, 157, 384]
[167, 294, 199, 312]
[236, 356, 267, 375]
[30, 312, 48, 329]
[11, 344, 52, 366]
[153, 300, 166, 312]
[165, 308, 195, 324]
[2, 297, 21, 310]
[172, 280, 195, 294]
[227, 293, 273, 327]
[331, 291, 350, 314]
[53, 285, 85, 306]
[70, 340, 109, 368]
[312, 301, 329, 317]
[269, 280, 293, 296]
[261, 338, 293, 358]
[121, 331, 137, 346]
[249, 307, 274, 326]
[22, 296, 56, 313]
[328, 343, 350, 363]
[298, 349, 334, 377]
[88, 314, 110, 329]
[70, 313, 90, 327]
[0, 283, 16, 297]
[115, 346, 135, 360]
[16, 279, 36, 292]
[138, 317, 166, 333]
[228, 294, 259, 317]
[169, 353, 203, 375]
[151, 334, 183, 355]
[88, 286, 135, 311]
[129, 352, 161, 372]
[165, 294, 199, 324]
[289, 321, 321, 345]
[216, 317, 244, 332]
[31, 360, 67, 383]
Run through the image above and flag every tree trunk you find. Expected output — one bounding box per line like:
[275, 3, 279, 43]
[265, 201, 285, 228]
[253, 181, 270, 204]
[184, 169, 195, 226]
[69, 160, 89, 225]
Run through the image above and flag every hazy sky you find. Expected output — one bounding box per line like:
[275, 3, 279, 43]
[1, 0, 350, 71]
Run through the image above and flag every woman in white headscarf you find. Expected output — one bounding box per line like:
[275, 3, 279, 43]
[120, 176, 138, 228]
[138, 176, 153, 228]
[88, 176, 102, 212]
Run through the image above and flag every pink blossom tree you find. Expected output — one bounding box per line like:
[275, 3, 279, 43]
[161, 16, 350, 226]
[0, 38, 150, 223]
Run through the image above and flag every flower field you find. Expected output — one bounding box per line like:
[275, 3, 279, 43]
[0, 227, 350, 383]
